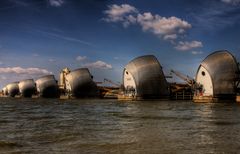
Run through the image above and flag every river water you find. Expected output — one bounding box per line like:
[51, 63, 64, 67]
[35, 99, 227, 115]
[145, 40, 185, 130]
[0, 98, 240, 153]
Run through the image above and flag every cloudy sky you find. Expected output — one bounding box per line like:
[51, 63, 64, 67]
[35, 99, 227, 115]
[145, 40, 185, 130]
[0, 0, 240, 88]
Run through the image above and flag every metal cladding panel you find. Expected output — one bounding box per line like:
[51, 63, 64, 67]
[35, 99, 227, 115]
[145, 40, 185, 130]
[6, 82, 19, 97]
[2, 87, 8, 95]
[19, 79, 36, 97]
[124, 55, 169, 98]
[65, 68, 99, 97]
[35, 75, 59, 97]
[199, 50, 239, 96]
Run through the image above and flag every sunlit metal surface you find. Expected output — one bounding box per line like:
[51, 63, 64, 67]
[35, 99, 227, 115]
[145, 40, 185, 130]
[18, 79, 36, 97]
[123, 55, 169, 98]
[65, 68, 99, 97]
[6, 82, 19, 97]
[35, 75, 59, 98]
[2, 87, 8, 95]
[196, 50, 239, 97]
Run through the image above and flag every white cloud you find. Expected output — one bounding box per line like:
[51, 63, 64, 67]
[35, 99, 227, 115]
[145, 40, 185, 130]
[48, 0, 64, 7]
[48, 59, 56, 62]
[0, 67, 52, 88]
[103, 4, 138, 27]
[104, 4, 138, 22]
[221, 0, 240, 5]
[83, 61, 112, 69]
[137, 13, 191, 39]
[175, 41, 203, 51]
[163, 34, 178, 40]
[126, 14, 137, 24]
[191, 51, 203, 55]
[0, 67, 52, 75]
[103, 4, 191, 40]
[103, 4, 203, 51]
[0, 61, 3, 65]
[76, 56, 87, 61]
[32, 53, 39, 57]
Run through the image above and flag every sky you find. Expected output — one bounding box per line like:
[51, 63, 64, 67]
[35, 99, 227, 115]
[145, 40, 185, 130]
[0, 0, 240, 88]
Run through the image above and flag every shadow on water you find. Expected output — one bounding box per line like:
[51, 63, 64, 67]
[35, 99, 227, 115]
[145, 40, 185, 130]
[0, 98, 240, 153]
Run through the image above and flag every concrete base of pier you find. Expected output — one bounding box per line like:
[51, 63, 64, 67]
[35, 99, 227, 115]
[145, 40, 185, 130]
[118, 94, 136, 100]
[117, 94, 170, 101]
[193, 96, 215, 103]
[193, 96, 236, 103]
[60, 95, 71, 99]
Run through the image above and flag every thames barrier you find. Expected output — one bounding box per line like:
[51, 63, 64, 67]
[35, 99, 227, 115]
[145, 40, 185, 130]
[1, 50, 240, 103]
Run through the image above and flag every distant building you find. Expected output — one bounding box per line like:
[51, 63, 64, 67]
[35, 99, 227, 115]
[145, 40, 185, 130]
[122, 55, 169, 99]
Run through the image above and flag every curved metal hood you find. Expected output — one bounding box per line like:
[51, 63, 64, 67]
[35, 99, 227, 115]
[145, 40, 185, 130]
[124, 55, 169, 98]
[6, 82, 19, 97]
[19, 79, 36, 97]
[35, 75, 59, 97]
[65, 68, 99, 97]
[197, 50, 239, 96]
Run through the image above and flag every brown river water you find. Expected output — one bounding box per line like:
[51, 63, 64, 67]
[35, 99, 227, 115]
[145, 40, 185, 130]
[0, 98, 240, 153]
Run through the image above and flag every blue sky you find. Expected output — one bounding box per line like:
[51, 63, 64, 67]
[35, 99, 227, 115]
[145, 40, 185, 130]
[0, 0, 240, 88]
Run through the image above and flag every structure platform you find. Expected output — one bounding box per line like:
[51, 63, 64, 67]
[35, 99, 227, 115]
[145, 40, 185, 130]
[237, 95, 240, 102]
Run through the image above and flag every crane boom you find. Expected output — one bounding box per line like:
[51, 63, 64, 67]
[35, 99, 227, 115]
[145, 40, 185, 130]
[170, 69, 195, 86]
[104, 78, 120, 87]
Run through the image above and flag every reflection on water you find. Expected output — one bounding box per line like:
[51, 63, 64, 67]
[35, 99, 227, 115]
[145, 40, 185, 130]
[0, 98, 240, 153]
